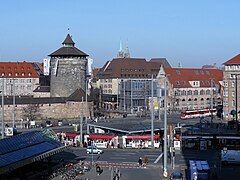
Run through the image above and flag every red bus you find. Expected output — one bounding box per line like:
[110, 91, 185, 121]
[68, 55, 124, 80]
[181, 108, 217, 119]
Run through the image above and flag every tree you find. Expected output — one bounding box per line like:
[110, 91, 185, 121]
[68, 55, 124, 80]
[22, 104, 41, 121]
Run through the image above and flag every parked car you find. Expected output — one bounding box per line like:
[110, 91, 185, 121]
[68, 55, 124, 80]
[86, 146, 103, 154]
[169, 171, 183, 180]
[46, 120, 53, 127]
[58, 120, 63, 126]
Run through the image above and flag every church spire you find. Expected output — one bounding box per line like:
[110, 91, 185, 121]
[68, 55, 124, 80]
[117, 39, 124, 58]
[124, 39, 130, 58]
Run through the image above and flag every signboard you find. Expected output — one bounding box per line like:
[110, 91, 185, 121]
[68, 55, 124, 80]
[5, 127, 13, 136]
[30, 121, 35, 126]
[174, 140, 181, 150]
[149, 97, 159, 110]
[43, 58, 50, 75]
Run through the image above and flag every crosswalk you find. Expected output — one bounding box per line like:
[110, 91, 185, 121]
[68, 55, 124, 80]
[83, 161, 147, 169]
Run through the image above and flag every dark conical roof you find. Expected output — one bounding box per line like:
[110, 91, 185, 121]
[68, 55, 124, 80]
[62, 34, 75, 45]
[49, 34, 89, 57]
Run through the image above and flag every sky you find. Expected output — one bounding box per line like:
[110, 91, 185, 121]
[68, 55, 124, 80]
[0, 0, 240, 68]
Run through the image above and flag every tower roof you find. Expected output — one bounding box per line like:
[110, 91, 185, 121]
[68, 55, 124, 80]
[62, 34, 75, 46]
[49, 34, 88, 57]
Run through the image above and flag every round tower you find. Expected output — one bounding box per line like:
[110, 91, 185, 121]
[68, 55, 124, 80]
[49, 34, 89, 97]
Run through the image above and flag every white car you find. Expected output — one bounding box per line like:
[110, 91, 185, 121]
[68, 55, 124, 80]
[86, 146, 103, 154]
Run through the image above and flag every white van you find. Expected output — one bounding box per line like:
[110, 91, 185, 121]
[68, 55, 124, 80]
[221, 149, 240, 165]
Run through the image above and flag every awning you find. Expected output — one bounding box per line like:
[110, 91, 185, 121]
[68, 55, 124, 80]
[126, 135, 160, 140]
[65, 133, 78, 138]
[89, 134, 115, 140]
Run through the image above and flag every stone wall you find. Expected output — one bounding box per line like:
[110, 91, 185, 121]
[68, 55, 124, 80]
[3, 101, 93, 124]
[50, 57, 87, 97]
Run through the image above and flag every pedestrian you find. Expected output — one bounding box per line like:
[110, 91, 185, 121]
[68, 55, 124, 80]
[143, 156, 149, 165]
[138, 157, 143, 166]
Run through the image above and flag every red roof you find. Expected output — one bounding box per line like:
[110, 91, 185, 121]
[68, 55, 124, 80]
[126, 135, 160, 140]
[164, 67, 223, 88]
[0, 62, 40, 78]
[89, 134, 115, 140]
[223, 54, 240, 65]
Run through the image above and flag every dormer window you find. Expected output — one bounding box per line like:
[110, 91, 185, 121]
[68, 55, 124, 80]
[22, 73, 25, 76]
[15, 73, 18, 76]
[9, 73, 12, 76]
[28, 73, 31, 76]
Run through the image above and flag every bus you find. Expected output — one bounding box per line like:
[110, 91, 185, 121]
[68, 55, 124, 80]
[181, 108, 217, 119]
[189, 160, 210, 180]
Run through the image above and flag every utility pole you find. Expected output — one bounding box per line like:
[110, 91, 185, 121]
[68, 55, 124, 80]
[210, 79, 214, 124]
[1, 78, 4, 139]
[80, 97, 83, 147]
[86, 78, 89, 134]
[235, 75, 238, 122]
[117, 78, 119, 110]
[12, 79, 15, 128]
[124, 80, 126, 112]
[158, 84, 161, 121]
[163, 75, 168, 178]
[131, 79, 133, 114]
[151, 75, 154, 149]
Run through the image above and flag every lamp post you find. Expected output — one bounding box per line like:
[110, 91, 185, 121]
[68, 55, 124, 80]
[157, 66, 168, 177]
[235, 75, 238, 122]
[151, 74, 154, 149]
[163, 75, 168, 178]
[1, 78, 4, 139]
[80, 97, 83, 147]
[86, 78, 89, 134]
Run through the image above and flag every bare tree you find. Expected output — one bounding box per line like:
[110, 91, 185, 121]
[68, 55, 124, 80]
[22, 104, 41, 121]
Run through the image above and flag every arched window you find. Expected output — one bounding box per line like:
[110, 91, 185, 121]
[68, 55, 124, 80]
[188, 98, 192, 101]
[187, 90, 192, 95]
[200, 89, 205, 95]
[201, 98, 204, 101]
[194, 90, 198, 95]
[181, 90, 186, 95]
[194, 98, 197, 101]
[206, 90, 210, 95]
[182, 99, 185, 102]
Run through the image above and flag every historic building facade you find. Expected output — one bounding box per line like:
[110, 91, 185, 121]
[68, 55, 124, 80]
[157, 66, 223, 112]
[222, 54, 240, 120]
[0, 62, 43, 96]
[49, 34, 89, 97]
[96, 57, 171, 111]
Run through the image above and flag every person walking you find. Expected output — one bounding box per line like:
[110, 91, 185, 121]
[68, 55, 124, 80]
[138, 157, 143, 166]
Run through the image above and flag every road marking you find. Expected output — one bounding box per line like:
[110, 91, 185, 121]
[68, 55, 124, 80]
[154, 153, 163, 164]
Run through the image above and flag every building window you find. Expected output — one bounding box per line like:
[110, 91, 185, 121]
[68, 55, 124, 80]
[223, 81, 228, 87]
[200, 90, 204, 95]
[206, 90, 210, 95]
[194, 90, 198, 95]
[232, 81, 235, 87]
[187, 90, 192, 95]
[181, 90, 186, 95]
[232, 91, 235, 97]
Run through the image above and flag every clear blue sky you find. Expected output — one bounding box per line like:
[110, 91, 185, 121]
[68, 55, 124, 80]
[0, 0, 240, 68]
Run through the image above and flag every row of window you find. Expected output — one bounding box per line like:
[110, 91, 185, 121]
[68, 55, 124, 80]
[0, 72, 33, 77]
[174, 89, 215, 96]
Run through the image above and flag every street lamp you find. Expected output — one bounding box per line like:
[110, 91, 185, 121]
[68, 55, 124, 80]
[1, 77, 4, 139]
[157, 66, 168, 177]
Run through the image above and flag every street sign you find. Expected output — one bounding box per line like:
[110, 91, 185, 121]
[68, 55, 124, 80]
[5, 127, 13, 136]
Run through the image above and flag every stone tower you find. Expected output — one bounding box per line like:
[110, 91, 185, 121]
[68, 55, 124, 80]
[49, 34, 89, 97]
